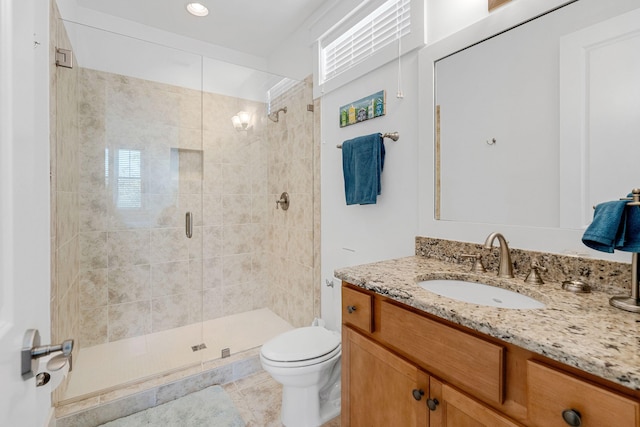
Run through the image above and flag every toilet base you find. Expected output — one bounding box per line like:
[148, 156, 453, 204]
[319, 392, 341, 425]
[281, 385, 341, 427]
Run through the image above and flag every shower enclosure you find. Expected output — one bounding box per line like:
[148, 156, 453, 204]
[51, 13, 320, 406]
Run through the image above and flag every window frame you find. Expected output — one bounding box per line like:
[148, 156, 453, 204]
[314, 0, 425, 96]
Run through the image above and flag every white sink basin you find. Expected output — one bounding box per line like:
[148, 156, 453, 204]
[418, 279, 545, 309]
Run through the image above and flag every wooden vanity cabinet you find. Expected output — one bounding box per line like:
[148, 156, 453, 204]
[342, 284, 522, 427]
[342, 327, 429, 426]
[342, 325, 521, 427]
[341, 283, 640, 427]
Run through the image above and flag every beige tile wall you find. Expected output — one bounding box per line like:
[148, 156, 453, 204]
[266, 77, 319, 328]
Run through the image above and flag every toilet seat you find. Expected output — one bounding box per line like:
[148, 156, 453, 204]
[261, 326, 341, 368]
[261, 345, 341, 368]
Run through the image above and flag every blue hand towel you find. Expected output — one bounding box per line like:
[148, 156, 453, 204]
[342, 133, 385, 205]
[616, 206, 640, 252]
[582, 200, 627, 253]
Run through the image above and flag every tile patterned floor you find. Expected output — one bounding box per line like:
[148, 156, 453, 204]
[224, 370, 341, 427]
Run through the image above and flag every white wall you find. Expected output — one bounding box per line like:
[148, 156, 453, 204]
[426, 0, 488, 43]
[320, 52, 420, 330]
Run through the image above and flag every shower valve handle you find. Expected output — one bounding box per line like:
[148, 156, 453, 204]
[275, 192, 290, 210]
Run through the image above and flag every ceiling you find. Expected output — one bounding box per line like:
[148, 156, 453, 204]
[75, 0, 328, 57]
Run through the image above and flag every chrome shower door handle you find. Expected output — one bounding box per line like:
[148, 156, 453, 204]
[185, 212, 193, 239]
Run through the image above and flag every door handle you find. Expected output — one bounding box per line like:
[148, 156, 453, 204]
[22, 329, 74, 379]
[185, 211, 193, 238]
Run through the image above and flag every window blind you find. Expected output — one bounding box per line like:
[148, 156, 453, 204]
[117, 149, 142, 209]
[321, 0, 411, 84]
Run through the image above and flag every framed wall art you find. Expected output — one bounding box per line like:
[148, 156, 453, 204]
[339, 90, 386, 127]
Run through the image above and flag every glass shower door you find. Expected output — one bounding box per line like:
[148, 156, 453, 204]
[55, 20, 205, 402]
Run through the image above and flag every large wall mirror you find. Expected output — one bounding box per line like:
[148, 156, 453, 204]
[435, 0, 640, 231]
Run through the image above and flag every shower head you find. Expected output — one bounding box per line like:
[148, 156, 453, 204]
[268, 107, 287, 123]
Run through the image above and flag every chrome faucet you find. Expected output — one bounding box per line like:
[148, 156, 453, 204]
[483, 232, 514, 278]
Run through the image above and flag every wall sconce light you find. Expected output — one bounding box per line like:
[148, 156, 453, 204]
[231, 111, 251, 131]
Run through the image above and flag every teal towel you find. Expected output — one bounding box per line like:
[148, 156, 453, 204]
[582, 200, 627, 253]
[582, 197, 640, 253]
[342, 133, 385, 205]
[617, 206, 640, 252]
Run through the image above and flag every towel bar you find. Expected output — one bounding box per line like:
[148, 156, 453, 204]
[337, 132, 399, 149]
[593, 188, 640, 209]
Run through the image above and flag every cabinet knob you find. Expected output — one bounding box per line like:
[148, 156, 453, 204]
[347, 305, 357, 314]
[562, 409, 582, 426]
[412, 389, 424, 401]
[427, 398, 439, 411]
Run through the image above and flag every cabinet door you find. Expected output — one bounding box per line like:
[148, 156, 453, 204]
[429, 378, 523, 427]
[342, 327, 429, 427]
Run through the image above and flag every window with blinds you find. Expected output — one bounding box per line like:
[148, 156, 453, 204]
[320, 0, 411, 84]
[116, 149, 142, 209]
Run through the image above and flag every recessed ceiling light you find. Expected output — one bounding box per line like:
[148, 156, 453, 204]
[186, 3, 209, 17]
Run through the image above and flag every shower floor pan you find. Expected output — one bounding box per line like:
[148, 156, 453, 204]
[61, 308, 292, 402]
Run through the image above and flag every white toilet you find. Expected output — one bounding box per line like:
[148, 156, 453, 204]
[260, 325, 342, 427]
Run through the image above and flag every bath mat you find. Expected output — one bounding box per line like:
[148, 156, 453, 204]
[99, 385, 245, 426]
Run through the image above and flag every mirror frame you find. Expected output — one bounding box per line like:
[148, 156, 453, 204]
[417, 0, 628, 262]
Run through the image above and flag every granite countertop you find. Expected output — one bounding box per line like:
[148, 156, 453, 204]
[335, 255, 640, 391]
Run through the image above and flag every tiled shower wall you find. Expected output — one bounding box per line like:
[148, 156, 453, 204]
[266, 77, 321, 328]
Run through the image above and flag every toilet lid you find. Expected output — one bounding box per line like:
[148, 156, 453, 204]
[261, 326, 341, 362]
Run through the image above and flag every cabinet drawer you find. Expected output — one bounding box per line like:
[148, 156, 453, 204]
[379, 301, 504, 404]
[342, 286, 373, 333]
[527, 361, 640, 427]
